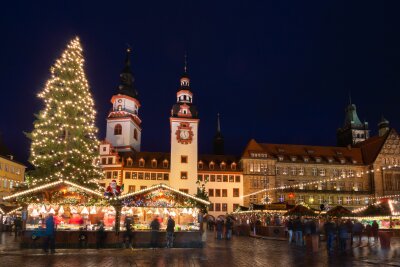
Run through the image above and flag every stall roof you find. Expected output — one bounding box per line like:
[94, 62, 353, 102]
[117, 183, 210, 205]
[2, 179, 103, 201]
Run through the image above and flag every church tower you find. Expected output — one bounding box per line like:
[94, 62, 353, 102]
[169, 57, 199, 194]
[105, 48, 142, 152]
[213, 113, 224, 155]
[336, 100, 369, 147]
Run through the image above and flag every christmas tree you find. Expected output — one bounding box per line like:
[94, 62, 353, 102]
[26, 37, 102, 189]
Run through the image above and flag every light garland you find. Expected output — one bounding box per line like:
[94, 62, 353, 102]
[0, 207, 5, 215]
[6, 206, 22, 215]
[241, 164, 400, 198]
[117, 183, 210, 205]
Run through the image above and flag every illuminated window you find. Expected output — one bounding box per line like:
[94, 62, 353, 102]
[181, 171, 188, 179]
[163, 160, 169, 168]
[209, 162, 215, 170]
[231, 163, 237, 170]
[151, 159, 157, 168]
[312, 168, 317, 176]
[114, 124, 122, 135]
[126, 158, 133, 166]
[220, 162, 226, 170]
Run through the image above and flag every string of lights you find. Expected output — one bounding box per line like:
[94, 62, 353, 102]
[241, 164, 399, 198]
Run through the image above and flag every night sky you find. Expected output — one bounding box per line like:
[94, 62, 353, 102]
[1, 1, 399, 165]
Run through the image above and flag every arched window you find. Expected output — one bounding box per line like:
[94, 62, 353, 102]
[134, 128, 138, 140]
[231, 162, 237, 170]
[198, 161, 204, 169]
[163, 160, 169, 168]
[151, 159, 157, 168]
[126, 158, 133, 167]
[114, 124, 122, 135]
[220, 162, 226, 170]
[139, 158, 145, 167]
[209, 162, 215, 170]
[117, 105, 122, 111]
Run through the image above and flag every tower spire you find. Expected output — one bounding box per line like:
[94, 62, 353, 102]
[213, 113, 224, 155]
[184, 52, 188, 73]
[118, 46, 138, 98]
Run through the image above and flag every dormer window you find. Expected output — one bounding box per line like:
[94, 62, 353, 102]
[151, 159, 157, 168]
[328, 158, 333, 163]
[198, 161, 204, 169]
[291, 156, 297, 162]
[209, 162, 215, 170]
[163, 160, 169, 168]
[278, 156, 284, 161]
[220, 162, 226, 170]
[340, 158, 346, 164]
[303, 157, 309, 163]
[315, 157, 321, 163]
[126, 158, 133, 167]
[139, 158, 145, 167]
[231, 162, 237, 170]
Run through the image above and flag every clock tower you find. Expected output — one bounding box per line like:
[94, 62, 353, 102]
[106, 48, 142, 152]
[169, 59, 199, 194]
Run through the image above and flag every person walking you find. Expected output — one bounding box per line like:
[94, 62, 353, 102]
[338, 221, 348, 252]
[324, 218, 336, 253]
[352, 220, 364, 246]
[43, 214, 56, 254]
[345, 219, 354, 246]
[166, 216, 175, 248]
[216, 218, 224, 240]
[293, 217, 303, 246]
[124, 217, 133, 249]
[225, 218, 233, 240]
[150, 216, 160, 248]
[371, 220, 379, 243]
[286, 218, 294, 244]
[365, 224, 372, 243]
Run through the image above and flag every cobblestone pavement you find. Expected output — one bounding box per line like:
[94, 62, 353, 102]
[0, 232, 399, 267]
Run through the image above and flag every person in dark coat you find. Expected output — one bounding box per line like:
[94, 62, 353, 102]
[352, 221, 364, 246]
[371, 220, 379, 243]
[216, 218, 224, 240]
[225, 218, 233, 240]
[43, 214, 56, 253]
[345, 220, 354, 245]
[286, 218, 294, 244]
[324, 218, 336, 252]
[96, 220, 106, 249]
[150, 216, 160, 248]
[293, 217, 304, 246]
[338, 221, 348, 252]
[123, 217, 133, 249]
[166, 216, 175, 248]
[365, 224, 372, 243]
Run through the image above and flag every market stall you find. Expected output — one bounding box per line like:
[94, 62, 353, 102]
[117, 184, 209, 247]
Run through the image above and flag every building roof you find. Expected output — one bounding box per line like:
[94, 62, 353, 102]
[356, 129, 391, 164]
[242, 139, 364, 164]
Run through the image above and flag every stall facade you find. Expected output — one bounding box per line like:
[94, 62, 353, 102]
[3, 181, 210, 248]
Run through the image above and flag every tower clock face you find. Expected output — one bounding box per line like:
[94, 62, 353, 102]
[176, 122, 193, 144]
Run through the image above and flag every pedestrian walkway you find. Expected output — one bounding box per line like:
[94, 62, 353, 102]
[0, 231, 399, 266]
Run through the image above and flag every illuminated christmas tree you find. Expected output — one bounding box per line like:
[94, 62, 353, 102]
[26, 37, 102, 188]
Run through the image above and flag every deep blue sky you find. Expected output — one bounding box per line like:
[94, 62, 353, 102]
[1, 1, 399, 165]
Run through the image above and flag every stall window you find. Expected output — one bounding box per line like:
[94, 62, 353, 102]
[235, 176, 240, 183]
[233, 188, 239, 197]
[209, 189, 214, 197]
[222, 203, 228, 212]
[215, 203, 221, 211]
[222, 189, 227, 197]
[181, 171, 188, 179]
[128, 185, 135, 193]
[125, 172, 131, 179]
[163, 173, 169, 180]
[215, 189, 221, 197]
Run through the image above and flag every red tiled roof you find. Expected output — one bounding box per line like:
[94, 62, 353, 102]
[356, 129, 391, 164]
